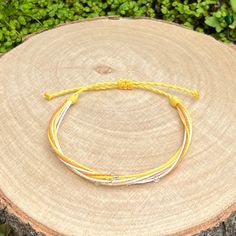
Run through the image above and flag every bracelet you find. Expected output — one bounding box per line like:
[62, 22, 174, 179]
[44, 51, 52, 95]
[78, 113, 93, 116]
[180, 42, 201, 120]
[44, 79, 199, 186]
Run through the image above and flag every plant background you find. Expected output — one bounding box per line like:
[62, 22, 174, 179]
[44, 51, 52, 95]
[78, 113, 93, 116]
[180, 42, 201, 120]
[0, 0, 236, 54]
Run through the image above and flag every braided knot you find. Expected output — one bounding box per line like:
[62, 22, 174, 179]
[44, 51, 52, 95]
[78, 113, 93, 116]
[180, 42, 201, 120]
[117, 79, 134, 90]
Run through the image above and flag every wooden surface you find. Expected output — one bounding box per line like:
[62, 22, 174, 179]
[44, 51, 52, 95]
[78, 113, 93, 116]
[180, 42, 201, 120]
[0, 17, 236, 235]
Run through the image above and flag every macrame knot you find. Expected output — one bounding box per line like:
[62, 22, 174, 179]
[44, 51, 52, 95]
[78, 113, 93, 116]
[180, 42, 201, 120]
[169, 96, 181, 108]
[117, 79, 134, 90]
[67, 92, 80, 105]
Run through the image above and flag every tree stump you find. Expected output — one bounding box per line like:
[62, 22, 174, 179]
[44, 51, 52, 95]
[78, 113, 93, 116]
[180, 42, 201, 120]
[0, 17, 236, 236]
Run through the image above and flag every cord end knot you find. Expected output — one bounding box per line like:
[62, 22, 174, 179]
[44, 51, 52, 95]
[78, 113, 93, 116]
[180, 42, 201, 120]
[117, 79, 134, 90]
[169, 96, 181, 108]
[67, 92, 80, 105]
[44, 92, 53, 101]
[192, 89, 200, 99]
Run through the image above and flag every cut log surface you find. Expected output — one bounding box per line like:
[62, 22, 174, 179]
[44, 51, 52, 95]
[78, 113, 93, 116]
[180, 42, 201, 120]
[0, 17, 236, 236]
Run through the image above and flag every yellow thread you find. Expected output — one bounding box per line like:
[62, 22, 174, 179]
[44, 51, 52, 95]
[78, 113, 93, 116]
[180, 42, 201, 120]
[45, 79, 200, 186]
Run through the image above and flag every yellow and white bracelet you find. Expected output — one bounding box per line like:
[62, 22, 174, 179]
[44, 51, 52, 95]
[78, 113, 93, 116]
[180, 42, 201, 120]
[44, 79, 199, 186]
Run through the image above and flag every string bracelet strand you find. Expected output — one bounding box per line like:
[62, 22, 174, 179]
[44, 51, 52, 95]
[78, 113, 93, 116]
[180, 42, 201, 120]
[44, 79, 199, 186]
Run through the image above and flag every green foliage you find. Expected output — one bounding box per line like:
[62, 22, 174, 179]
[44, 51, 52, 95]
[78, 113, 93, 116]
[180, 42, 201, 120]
[156, 0, 236, 43]
[0, 0, 236, 53]
[0, 0, 155, 52]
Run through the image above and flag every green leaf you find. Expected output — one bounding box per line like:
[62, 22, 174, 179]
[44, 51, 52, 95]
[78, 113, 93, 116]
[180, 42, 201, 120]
[225, 15, 234, 24]
[229, 14, 236, 29]
[161, 6, 168, 14]
[18, 16, 26, 25]
[230, 0, 236, 13]
[205, 16, 223, 32]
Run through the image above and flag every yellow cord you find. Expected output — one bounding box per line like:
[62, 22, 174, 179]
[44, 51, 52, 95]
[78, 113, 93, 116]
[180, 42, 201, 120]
[45, 79, 199, 186]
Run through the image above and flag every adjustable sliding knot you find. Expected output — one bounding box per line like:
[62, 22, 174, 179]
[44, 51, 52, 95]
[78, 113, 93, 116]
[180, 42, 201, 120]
[67, 93, 79, 104]
[67, 89, 86, 105]
[117, 79, 135, 90]
[169, 96, 181, 108]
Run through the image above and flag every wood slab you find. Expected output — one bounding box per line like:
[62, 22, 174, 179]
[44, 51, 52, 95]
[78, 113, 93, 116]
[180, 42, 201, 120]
[0, 17, 236, 235]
